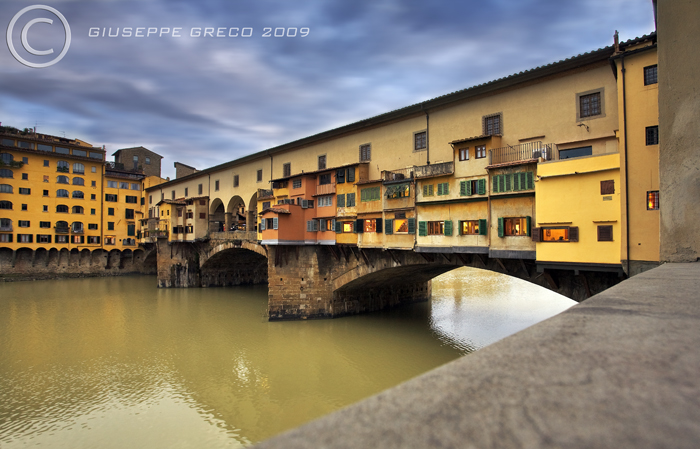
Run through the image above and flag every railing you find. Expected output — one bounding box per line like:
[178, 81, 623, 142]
[0, 160, 23, 168]
[316, 182, 336, 195]
[56, 166, 69, 173]
[382, 167, 414, 182]
[0, 225, 12, 232]
[54, 227, 69, 234]
[414, 161, 454, 178]
[489, 141, 556, 165]
[210, 231, 258, 241]
[145, 229, 169, 238]
[71, 228, 84, 234]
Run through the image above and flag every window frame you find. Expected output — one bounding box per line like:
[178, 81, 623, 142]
[643, 65, 658, 86]
[459, 147, 469, 161]
[646, 126, 659, 146]
[576, 88, 605, 121]
[483, 113, 502, 136]
[414, 131, 427, 152]
[359, 143, 371, 162]
[647, 191, 659, 210]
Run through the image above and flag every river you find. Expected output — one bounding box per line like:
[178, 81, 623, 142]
[0, 268, 574, 448]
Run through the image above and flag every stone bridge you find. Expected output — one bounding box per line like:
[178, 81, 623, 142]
[156, 234, 623, 320]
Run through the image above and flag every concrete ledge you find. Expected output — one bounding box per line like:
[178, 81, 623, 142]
[254, 262, 700, 449]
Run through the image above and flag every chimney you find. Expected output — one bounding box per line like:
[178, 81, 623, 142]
[613, 30, 620, 54]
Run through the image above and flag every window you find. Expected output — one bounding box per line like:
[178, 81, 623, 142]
[57, 161, 69, 172]
[184, 187, 188, 197]
[22, 173, 28, 180]
[600, 180, 615, 195]
[460, 179, 486, 196]
[125, 209, 134, 219]
[423, 184, 434, 196]
[460, 219, 487, 236]
[71, 222, 84, 233]
[56, 205, 68, 213]
[347, 167, 355, 183]
[559, 146, 593, 159]
[492, 172, 534, 193]
[459, 147, 469, 161]
[104, 236, 116, 245]
[497, 217, 531, 237]
[91, 194, 96, 200]
[88, 223, 98, 230]
[171, 190, 175, 200]
[578, 90, 603, 119]
[363, 219, 382, 233]
[306, 220, 318, 232]
[19, 187, 30, 195]
[342, 222, 354, 233]
[72, 206, 84, 214]
[120, 182, 129, 189]
[108, 222, 114, 231]
[126, 195, 138, 204]
[131, 183, 140, 191]
[475, 145, 486, 159]
[483, 114, 501, 135]
[318, 196, 333, 207]
[73, 163, 84, 174]
[43, 205, 48, 212]
[199, 213, 206, 219]
[186, 211, 194, 219]
[22, 157, 28, 164]
[360, 144, 371, 162]
[149, 195, 153, 205]
[597, 225, 613, 242]
[234, 175, 240, 187]
[105, 194, 117, 202]
[18, 220, 30, 227]
[414, 131, 427, 151]
[56, 189, 69, 198]
[215, 180, 220, 191]
[72, 191, 84, 199]
[257, 170, 263, 182]
[57, 175, 69, 184]
[107, 181, 118, 189]
[108, 208, 114, 216]
[91, 166, 97, 173]
[0, 184, 11, 193]
[43, 160, 49, 167]
[21, 204, 27, 211]
[427, 221, 445, 235]
[336, 169, 345, 184]
[292, 179, 301, 189]
[319, 174, 332, 185]
[534, 227, 578, 242]
[127, 224, 135, 236]
[644, 65, 658, 85]
[37, 235, 51, 243]
[320, 219, 335, 232]
[73, 149, 87, 158]
[54, 235, 68, 244]
[73, 177, 84, 186]
[91, 208, 96, 215]
[387, 218, 415, 235]
[0, 153, 13, 164]
[646, 126, 659, 145]
[437, 183, 449, 196]
[40, 221, 50, 228]
[361, 187, 380, 202]
[337, 193, 345, 207]
[198, 184, 203, 195]
[386, 183, 409, 199]
[72, 235, 84, 244]
[146, 157, 151, 165]
[318, 155, 326, 170]
[43, 176, 49, 183]
[88, 236, 100, 244]
[18, 234, 33, 243]
[1, 139, 14, 147]
[0, 233, 12, 243]
[647, 191, 659, 210]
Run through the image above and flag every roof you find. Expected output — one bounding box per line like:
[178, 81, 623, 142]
[449, 135, 499, 145]
[157, 199, 187, 206]
[113, 146, 163, 158]
[261, 207, 291, 215]
[174, 161, 197, 170]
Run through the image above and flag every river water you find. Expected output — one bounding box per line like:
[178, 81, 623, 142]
[0, 268, 574, 448]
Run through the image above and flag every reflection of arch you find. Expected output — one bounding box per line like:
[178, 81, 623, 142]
[226, 195, 246, 231]
[248, 192, 258, 232]
[209, 198, 225, 232]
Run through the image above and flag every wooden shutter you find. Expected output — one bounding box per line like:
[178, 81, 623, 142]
[408, 218, 415, 235]
[597, 225, 613, 242]
[444, 220, 453, 236]
[514, 173, 521, 191]
[460, 181, 467, 196]
[306, 220, 312, 232]
[335, 220, 342, 233]
[376, 218, 383, 233]
[385, 219, 393, 235]
[319, 219, 326, 230]
[505, 174, 512, 192]
[526, 172, 534, 190]
[444, 183, 449, 195]
[492, 175, 499, 193]
[531, 227, 541, 242]
[337, 169, 345, 184]
[361, 189, 366, 202]
[337, 194, 345, 207]
[418, 221, 427, 236]
[526, 216, 531, 237]
[355, 219, 364, 233]
[478, 218, 488, 235]
[600, 180, 614, 195]
[478, 179, 486, 195]
[272, 217, 278, 230]
[423, 185, 429, 197]
[437, 183, 443, 196]
[498, 217, 504, 237]
[347, 167, 355, 182]
[260, 219, 266, 231]
[569, 226, 579, 242]
[313, 220, 319, 232]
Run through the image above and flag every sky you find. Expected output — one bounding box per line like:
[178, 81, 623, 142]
[1, 0, 655, 179]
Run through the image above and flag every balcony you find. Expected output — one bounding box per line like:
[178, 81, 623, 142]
[54, 226, 69, 234]
[489, 141, 556, 166]
[381, 161, 454, 182]
[0, 225, 12, 232]
[71, 228, 84, 234]
[105, 161, 143, 174]
[146, 229, 169, 239]
[316, 182, 336, 195]
[258, 188, 274, 199]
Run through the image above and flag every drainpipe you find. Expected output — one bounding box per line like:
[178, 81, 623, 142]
[621, 55, 631, 277]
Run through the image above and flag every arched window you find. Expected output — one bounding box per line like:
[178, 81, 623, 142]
[56, 189, 69, 198]
[0, 218, 11, 230]
[0, 184, 12, 193]
[0, 153, 13, 164]
[55, 220, 68, 229]
[57, 161, 69, 173]
[56, 204, 69, 213]
[72, 191, 84, 199]
[0, 169, 13, 178]
[72, 206, 84, 214]
[0, 201, 12, 210]
[72, 177, 84, 186]
[57, 175, 69, 184]
[73, 163, 85, 174]
[71, 222, 84, 233]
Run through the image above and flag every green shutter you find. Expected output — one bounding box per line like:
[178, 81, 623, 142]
[127, 224, 135, 236]
[347, 167, 355, 182]
[407, 218, 415, 234]
[478, 178, 486, 195]
[526, 216, 531, 237]
[337, 194, 345, 207]
[505, 174, 512, 192]
[444, 220, 453, 236]
[335, 220, 342, 233]
[376, 218, 383, 233]
[526, 171, 534, 190]
[466, 180, 472, 196]
[514, 173, 521, 191]
[444, 183, 449, 195]
[355, 219, 364, 233]
[436, 183, 443, 196]
[493, 175, 501, 193]
[460, 181, 467, 196]
[385, 219, 393, 235]
[361, 189, 366, 202]
[478, 218, 488, 235]
[348, 193, 355, 207]
[498, 217, 504, 237]
[418, 221, 427, 236]
[261, 219, 266, 231]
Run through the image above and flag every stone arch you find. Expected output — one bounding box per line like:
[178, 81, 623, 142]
[106, 249, 121, 269]
[14, 247, 33, 269]
[209, 198, 225, 233]
[58, 248, 70, 267]
[226, 195, 246, 231]
[34, 247, 48, 267]
[199, 243, 268, 287]
[92, 249, 107, 268]
[80, 249, 91, 267]
[141, 248, 157, 274]
[70, 248, 81, 266]
[0, 247, 13, 269]
[120, 249, 133, 270]
[47, 248, 59, 267]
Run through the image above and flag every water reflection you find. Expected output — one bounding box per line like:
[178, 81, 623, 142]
[0, 268, 574, 447]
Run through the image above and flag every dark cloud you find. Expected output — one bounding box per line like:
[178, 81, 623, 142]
[0, 0, 654, 179]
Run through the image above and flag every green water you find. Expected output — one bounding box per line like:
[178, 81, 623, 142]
[0, 268, 574, 447]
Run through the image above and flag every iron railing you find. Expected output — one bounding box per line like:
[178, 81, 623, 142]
[489, 141, 556, 165]
[382, 161, 454, 182]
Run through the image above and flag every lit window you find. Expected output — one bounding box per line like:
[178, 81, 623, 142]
[647, 191, 659, 210]
[498, 217, 530, 237]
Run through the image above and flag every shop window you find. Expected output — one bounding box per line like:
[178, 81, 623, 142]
[497, 217, 531, 237]
[460, 220, 487, 236]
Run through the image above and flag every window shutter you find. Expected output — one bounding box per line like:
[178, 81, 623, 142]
[436, 183, 443, 196]
[337, 169, 345, 184]
[478, 219, 488, 235]
[301, 199, 308, 209]
[598, 225, 613, 241]
[319, 219, 326, 230]
[569, 226, 579, 242]
[314, 220, 319, 232]
[261, 219, 266, 231]
[478, 178, 486, 195]
[273, 217, 278, 230]
[526, 172, 534, 190]
[505, 174, 512, 192]
[531, 227, 541, 242]
[460, 181, 467, 196]
[361, 189, 366, 202]
[337, 194, 345, 207]
[498, 217, 504, 237]
[376, 218, 383, 233]
[526, 216, 532, 237]
[444, 220, 453, 236]
[418, 221, 427, 236]
[408, 218, 415, 234]
[444, 183, 449, 195]
[306, 220, 311, 232]
[514, 173, 521, 191]
[335, 220, 342, 233]
[347, 167, 355, 182]
[355, 219, 364, 233]
[385, 219, 393, 235]
[423, 185, 429, 197]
